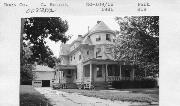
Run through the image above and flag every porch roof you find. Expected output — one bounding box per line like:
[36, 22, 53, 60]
[83, 58, 122, 65]
[56, 65, 77, 70]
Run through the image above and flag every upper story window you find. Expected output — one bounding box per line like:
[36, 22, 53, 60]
[79, 54, 81, 60]
[113, 39, 116, 42]
[74, 55, 75, 60]
[105, 47, 112, 54]
[87, 50, 89, 55]
[70, 56, 72, 61]
[96, 35, 101, 41]
[96, 48, 102, 58]
[106, 34, 111, 41]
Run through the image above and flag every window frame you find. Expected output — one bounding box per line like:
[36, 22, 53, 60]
[96, 65, 103, 77]
[79, 54, 81, 60]
[106, 34, 111, 41]
[96, 35, 101, 41]
[96, 48, 102, 58]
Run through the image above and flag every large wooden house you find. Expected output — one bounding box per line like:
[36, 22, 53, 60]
[55, 21, 136, 89]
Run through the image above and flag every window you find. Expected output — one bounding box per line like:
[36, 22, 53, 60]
[87, 50, 89, 55]
[96, 48, 102, 58]
[96, 35, 101, 41]
[84, 65, 90, 77]
[105, 47, 111, 54]
[113, 39, 116, 42]
[106, 34, 111, 41]
[67, 70, 71, 75]
[74, 55, 75, 60]
[70, 56, 72, 61]
[79, 54, 81, 60]
[96, 65, 102, 77]
[107, 65, 120, 76]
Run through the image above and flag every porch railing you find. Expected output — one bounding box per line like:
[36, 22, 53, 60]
[106, 76, 121, 81]
[106, 76, 131, 81]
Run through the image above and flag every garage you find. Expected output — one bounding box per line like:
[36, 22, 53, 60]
[42, 80, 50, 87]
[32, 64, 55, 87]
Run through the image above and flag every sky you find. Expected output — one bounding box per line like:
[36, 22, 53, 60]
[46, 16, 120, 57]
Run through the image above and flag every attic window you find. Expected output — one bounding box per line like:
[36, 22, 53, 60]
[96, 35, 101, 41]
[106, 34, 111, 41]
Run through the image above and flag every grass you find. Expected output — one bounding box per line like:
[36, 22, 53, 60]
[59, 88, 159, 104]
[20, 85, 53, 106]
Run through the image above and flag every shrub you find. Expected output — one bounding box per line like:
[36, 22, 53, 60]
[111, 78, 157, 89]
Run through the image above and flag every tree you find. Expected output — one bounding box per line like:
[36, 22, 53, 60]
[20, 17, 69, 82]
[114, 16, 159, 77]
[22, 17, 70, 67]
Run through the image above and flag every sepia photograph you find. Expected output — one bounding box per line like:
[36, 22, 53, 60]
[20, 16, 159, 106]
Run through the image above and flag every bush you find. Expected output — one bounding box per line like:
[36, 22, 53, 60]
[111, 78, 157, 89]
[21, 80, 32, 85]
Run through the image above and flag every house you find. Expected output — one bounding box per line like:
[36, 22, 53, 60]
[55, 21, 136, 89]
[32, 64, 55, 87]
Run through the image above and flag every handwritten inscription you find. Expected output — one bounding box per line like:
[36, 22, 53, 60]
[26, 8, 55, 13]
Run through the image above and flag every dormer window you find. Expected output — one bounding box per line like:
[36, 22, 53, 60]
[96, 35, 101, 41]
[106, 34, 111, 41]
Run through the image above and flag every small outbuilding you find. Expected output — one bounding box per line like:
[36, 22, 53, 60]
[32, 65, 55, 87]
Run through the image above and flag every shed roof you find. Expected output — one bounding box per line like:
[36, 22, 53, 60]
[32, 65, 54, 72]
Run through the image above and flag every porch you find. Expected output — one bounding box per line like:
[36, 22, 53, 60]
[55, 65, 77, 84]
[82, 59, 135, 83]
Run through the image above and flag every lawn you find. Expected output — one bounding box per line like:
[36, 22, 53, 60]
[20, 85, 52, 106]
[59, 88, 159, 104]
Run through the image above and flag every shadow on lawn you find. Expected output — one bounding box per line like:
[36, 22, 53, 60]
[20, 85, 53, 106]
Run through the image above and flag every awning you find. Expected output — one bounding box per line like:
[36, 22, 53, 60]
[56, 65, 77, 71]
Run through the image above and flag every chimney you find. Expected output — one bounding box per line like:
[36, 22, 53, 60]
[97, 21, 101, 24]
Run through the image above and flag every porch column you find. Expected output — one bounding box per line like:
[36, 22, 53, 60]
[90, 64, 92, 83]
[105, 64, 108, 82]
[119, 64, 122, 80]
[132, 68, 135, 80]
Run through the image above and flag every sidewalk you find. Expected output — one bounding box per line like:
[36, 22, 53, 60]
[35, 87, 150, 106]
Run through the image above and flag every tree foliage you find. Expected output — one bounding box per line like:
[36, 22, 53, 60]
[20, 17, 69, 82]
[22, 17, 69, 67]
[114, 16, 159, 77]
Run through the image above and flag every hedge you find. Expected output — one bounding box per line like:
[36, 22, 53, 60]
[111, 78, 157, 89]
